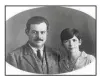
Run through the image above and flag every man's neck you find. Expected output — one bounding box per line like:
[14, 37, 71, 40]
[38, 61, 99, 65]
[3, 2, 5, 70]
[28, 43, 44, 57]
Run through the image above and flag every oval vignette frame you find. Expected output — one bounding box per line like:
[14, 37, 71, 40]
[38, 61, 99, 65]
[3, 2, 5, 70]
[6, 6, 96, 75]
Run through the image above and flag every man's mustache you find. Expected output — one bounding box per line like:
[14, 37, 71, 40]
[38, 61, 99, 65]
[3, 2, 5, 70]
[34, 38, 43, 41]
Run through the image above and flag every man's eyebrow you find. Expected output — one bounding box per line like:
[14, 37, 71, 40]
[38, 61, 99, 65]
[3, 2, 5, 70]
[31, 30, 36, 31]
[31, 30, 37, 32]
[40, 30, 44, 31]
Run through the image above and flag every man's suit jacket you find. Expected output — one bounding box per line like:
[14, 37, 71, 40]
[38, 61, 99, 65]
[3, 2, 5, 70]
[6, 42, 60, 74]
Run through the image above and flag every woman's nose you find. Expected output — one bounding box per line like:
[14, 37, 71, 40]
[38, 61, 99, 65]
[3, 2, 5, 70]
[69, 40, 72, 46]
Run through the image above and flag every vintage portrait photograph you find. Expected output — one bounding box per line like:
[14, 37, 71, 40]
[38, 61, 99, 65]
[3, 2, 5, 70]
[5, 5, 96, 75]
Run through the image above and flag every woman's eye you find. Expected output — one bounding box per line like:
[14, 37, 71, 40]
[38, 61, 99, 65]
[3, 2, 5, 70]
[32, 31, 37, 34]
[64, 40, 68, 43]
[73, 39, 76, 42]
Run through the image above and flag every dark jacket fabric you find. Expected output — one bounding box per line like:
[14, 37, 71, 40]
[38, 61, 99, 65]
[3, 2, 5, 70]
[6, 42, 60, 74]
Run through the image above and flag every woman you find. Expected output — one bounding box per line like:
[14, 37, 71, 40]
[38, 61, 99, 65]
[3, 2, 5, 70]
[59, 28, 95, 73]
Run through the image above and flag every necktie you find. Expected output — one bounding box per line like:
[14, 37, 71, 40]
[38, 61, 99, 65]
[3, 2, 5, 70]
[37, 49, 42, 60]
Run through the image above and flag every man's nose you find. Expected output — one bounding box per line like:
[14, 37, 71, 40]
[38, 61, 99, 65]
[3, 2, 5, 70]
[36, 32, 41, 38]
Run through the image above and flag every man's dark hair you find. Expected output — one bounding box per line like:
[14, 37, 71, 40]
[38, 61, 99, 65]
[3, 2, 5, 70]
[60, 28, 81, 43]
[26, 16, 49, 32]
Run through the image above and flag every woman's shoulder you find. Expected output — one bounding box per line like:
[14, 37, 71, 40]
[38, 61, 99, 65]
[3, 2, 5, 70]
[81, 51, 95, 63]
[87, 54, 95, 62]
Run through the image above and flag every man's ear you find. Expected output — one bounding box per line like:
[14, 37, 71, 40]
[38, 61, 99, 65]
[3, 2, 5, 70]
[47, 30, 48, 35]
[79, 39, 82, 45]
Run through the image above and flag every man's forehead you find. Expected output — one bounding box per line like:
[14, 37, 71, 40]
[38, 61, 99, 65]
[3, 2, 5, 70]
[30, 22, 47, 30]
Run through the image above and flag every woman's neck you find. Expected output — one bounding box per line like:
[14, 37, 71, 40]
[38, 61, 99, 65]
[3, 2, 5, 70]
[70, 48, 81, 61]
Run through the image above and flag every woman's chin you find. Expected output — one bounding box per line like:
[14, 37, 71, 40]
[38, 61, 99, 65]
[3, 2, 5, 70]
[67, 47, 73, 50]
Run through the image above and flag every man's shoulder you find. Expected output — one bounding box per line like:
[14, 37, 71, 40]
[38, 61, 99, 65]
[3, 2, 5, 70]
[45, 46, 60, 58]
[8, 43, 28, 56]
[46, 46, 59, 53]
[8, 46, 24, 56]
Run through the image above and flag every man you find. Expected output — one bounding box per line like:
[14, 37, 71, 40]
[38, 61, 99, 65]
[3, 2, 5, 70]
[6, 16, 60, 74]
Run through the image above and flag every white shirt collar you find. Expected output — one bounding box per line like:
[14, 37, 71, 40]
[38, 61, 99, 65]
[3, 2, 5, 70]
[29, 44, 44, 57]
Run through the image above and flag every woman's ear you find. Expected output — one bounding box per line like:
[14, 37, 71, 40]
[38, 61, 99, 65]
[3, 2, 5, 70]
[25, 29, 28, 35]
[60, 42, 63, 46]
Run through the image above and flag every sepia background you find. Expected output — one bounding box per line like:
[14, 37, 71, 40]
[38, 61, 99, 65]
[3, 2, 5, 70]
[6, 6, 96, 58]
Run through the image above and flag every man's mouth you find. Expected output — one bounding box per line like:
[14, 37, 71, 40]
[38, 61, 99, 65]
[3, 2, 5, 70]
[36, 40, 42, 42]
[35, 39, 43, 43]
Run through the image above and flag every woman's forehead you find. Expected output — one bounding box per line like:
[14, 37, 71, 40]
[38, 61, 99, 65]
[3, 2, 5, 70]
[71, 35, 79, 39]
[65, 35, 79, 41]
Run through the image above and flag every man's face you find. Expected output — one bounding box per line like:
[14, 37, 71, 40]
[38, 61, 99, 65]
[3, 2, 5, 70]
[26, 22, 48, 48]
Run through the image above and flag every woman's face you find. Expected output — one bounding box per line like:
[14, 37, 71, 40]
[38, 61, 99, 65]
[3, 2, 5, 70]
[63, 35, 81, 51]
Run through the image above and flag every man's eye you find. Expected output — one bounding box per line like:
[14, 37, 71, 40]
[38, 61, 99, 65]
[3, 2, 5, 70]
[41, 31, 45, 34]
[32, 31, 37, 34]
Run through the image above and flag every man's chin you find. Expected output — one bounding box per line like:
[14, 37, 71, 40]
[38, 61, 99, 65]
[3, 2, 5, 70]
[35, 43, 44, 47]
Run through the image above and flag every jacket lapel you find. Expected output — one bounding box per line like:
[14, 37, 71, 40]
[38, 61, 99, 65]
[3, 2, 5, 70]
[45, 47, 57, 73]
[22, 44, 59, 74]
[22, 43, 41, 73]
[45, 47, 53, 66]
